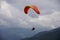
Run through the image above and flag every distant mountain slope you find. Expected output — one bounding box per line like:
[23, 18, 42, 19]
[0, 27, 34, 40]
[23, 27, 60, 40]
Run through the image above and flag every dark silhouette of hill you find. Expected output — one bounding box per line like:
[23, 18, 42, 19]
[23, 27, 60, 40]
[0, 29, 3, 40]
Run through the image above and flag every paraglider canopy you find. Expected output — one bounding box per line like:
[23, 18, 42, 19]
[24, 5, 40, 14]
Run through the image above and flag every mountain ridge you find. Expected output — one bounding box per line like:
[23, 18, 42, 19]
[23, 27, 60, 40]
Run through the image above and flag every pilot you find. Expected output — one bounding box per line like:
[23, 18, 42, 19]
[32, 27, 35, 31]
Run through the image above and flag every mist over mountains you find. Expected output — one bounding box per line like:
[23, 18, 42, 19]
[23, 27, 60, 40]
[0, 27, 37, 40]
[0, 27, 60, 40]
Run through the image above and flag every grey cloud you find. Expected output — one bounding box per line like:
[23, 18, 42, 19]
[6, 0, 60, 15]
[29, 11, 60, 28]
[1, 0, 60, 32]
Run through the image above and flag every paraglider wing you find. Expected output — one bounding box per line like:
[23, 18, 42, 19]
[24, 6, 30, 14]
[24, 5, 40, 14]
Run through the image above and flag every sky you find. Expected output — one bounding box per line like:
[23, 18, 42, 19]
[0, 0, 60, 39]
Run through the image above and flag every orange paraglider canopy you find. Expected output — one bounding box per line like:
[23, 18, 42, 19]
[24, 5, 40, 14]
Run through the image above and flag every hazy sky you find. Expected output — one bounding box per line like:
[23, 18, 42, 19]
[0, 0, 60, 38]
